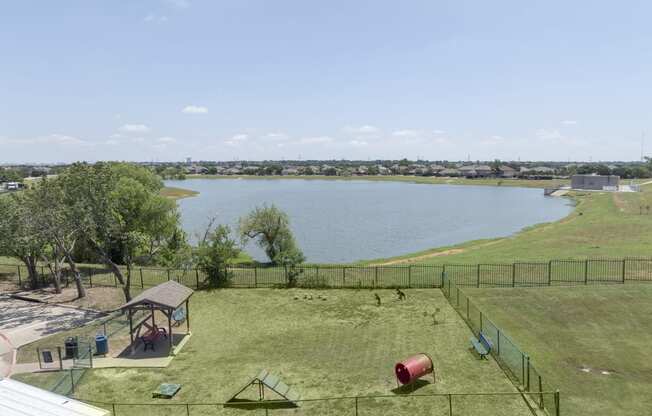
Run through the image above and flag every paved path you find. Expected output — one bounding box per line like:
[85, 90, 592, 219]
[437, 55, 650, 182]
[0, 295, 103, 376]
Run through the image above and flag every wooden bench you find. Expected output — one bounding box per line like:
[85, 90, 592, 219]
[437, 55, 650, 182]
[470, 331, 492, 359]
[141, 326, 167, 351]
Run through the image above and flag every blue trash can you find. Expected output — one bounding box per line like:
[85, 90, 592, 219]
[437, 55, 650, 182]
[95, 334, 108, 355]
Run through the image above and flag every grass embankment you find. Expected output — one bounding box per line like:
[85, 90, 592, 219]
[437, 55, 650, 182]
[159, 186, 198, 200]
[18, 289, 531, 416]
[468, 284, 652, 416]
[188, 174, 567, 190]
[367, 183, 652, 265]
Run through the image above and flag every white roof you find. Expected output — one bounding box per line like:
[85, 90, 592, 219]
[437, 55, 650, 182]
[0, 378, 109, 416]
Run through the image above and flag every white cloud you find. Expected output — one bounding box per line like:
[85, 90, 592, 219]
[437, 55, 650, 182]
[182, 105, 208, 114]
[165, 0, 190, 8]
[344, 125, 380, 134]
[262, 133, 289, 142]
[224, 134, 249, 146]
[392, 129, 419, 137]
[536, 129, 564, 141]
[144, 14, 169, 23]
[0, 134, 88, 146]
[120, 124, 150, 133]
[297, 136, 334, 145]
[157, 136, 177, 143]
[562, 120, 578, 125]
[349, 140, 368, 147]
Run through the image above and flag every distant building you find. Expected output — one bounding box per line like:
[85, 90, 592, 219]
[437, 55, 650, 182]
[498, 165, 517, 178]
[571, 174, 620, 190]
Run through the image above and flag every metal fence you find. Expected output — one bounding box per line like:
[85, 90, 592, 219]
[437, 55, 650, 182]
[442, 274, 559, 415]
[78, 391, 560, 416]
[2, 257, 652, 291]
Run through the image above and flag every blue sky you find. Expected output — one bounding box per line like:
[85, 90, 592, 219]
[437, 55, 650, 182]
[1, 0, 651, 163]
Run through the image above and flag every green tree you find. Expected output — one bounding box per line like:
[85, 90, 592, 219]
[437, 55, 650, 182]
[195, 220, 241, 287]
[239, 204, 305, 267]
[0, 193, 45, 289]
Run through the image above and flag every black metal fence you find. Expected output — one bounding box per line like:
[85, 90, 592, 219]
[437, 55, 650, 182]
[2, 257, 652, 291]
[442, 274, 559, 415]
[76, 390, 560, 416]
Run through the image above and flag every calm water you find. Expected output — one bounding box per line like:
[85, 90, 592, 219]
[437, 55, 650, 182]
[166, 179, 573, 263]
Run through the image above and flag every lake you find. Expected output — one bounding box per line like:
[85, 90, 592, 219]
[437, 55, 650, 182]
[165, 179, 573, 263]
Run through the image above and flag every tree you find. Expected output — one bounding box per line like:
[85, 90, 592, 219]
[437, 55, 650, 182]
[195, 220, 241, 287]
[58, 162, 184, 302]
[239, 205, 305, 267]
[0, 193, 45, 289]
[26, 177, 86, 297]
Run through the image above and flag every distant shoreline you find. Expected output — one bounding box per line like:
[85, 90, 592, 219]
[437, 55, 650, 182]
[160, 186, 199, 200]
[181, 174, 568, 190]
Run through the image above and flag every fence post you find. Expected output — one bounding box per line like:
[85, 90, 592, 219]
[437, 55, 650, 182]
[254, 267, 258, 288]
[139, 268, 144, 289]
[479, 311, 483, 332]
[538, 375, 544, 409]
[548, 261, 552, 285]
[195, 268, 200, 288]
[512, 263, 516, 287]
[466, 297, 469, 321]
[584, 259, 589, 285]
[88, 267, 93, 288]
[554, 390, 560, 416]
[343, 267, 346, 287]
[167, 269, 171, 281]
[497, 329, 501, 355]
[521, 353, 525, 386]
[70, 369, 75, 395]
[374, 267, 378, 288]
[448, 393, 453, 416]
[408, 265, 412, 288]
[355, 396, 359, 416]
[186, 403, 190, 416]
[622, 259, 626, 283]
[37, 347, 42, 369]
[441, 265, 446, 289]
[526, 355, 531, 391]
[57, 346, 63, 370]
[17, 265, 21, 287]
[476, 264, 481, 288]
[112, 403, 116, 416]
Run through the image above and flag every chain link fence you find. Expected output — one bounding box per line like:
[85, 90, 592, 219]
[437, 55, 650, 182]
[442, 274, 560, 415]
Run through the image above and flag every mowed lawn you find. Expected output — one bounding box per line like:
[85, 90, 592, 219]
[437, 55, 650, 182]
[18, 289, 531, 416]
[467, 284, 652, 416]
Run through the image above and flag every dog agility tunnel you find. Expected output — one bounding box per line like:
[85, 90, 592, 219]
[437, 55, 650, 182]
[394, 353, 434, 385]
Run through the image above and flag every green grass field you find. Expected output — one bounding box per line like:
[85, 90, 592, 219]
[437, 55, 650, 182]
[467, 284, 652, 416]
[14, 289, 536, 416]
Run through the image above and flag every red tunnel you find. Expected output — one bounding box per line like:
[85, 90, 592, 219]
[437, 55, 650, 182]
[394, 353, 434, 385]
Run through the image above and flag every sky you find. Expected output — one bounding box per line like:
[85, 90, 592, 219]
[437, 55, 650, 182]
[1, 0, 652, 164]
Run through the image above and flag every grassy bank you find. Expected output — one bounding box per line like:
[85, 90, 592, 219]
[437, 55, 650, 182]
[467, 284, 652, 416]
[159, 186, 198, 200]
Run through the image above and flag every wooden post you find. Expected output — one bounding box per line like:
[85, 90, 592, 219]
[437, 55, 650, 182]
[37, 347, 42, 369]
[195, 269, 200, 288]
[88, 267, 93, 288]
[479, 311, 483, 331]
[538, 375, 544, 409]
[128, 309, 134, 353]
[374, 267, 378, 288]
[17, 265, 21, 287]
[140, 268, 144, 288]
[512, 264, 516, 287]
[408, 265, 412, 288]
[548, 261, 552, 285]
[554, 390, 560, 416]
[254, 267, 258, 288]
[185, 299, 190, 333]
[58, 346, 63, 370]
[448, 393, 453, 416]
[167, 269, 171, 281]
[168, 309, 173, 352]
[342, 267, 346, 287]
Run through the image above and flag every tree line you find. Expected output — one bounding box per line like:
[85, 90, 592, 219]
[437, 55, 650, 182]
[0, 162, 304, 302]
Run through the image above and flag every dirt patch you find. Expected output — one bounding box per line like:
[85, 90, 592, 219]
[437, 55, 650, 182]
[613, 193, 626, 212]
[372, 248, 466, 265]
[14, 286, 124, 312]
